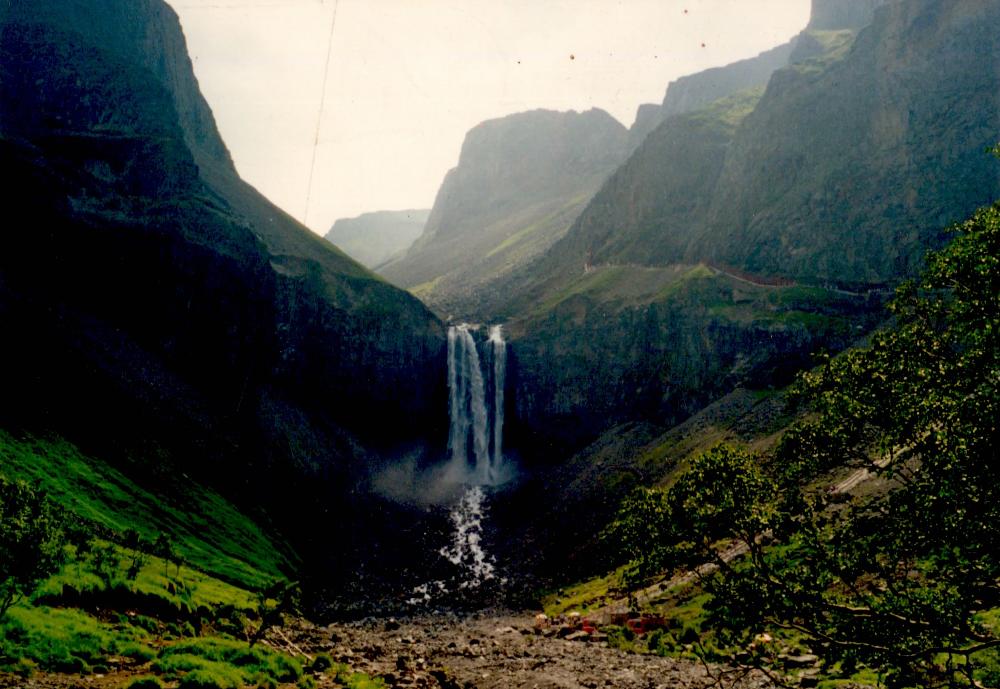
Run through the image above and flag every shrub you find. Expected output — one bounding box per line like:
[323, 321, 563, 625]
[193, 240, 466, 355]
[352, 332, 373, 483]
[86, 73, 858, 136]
[9, 657, 36, 678]
[679, 625, 699, 644]
[310, 652, 334, 673]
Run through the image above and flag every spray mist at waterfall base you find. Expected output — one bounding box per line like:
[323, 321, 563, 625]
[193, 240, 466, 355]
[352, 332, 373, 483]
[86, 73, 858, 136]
[369, 324, 517, 609]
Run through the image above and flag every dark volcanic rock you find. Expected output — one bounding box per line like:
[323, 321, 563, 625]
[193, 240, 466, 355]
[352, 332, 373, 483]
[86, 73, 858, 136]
[0, 0, 446, 587]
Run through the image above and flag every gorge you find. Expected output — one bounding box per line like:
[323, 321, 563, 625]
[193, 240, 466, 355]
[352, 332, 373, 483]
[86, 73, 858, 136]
[1, 0, 998, 686]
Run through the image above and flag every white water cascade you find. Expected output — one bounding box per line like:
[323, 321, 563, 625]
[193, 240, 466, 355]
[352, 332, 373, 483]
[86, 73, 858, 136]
[446, 323, 508, 486]
[408, 324, 509, 605]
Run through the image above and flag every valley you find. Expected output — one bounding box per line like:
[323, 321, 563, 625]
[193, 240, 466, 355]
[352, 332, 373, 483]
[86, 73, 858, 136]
[1, 0, 998, 687]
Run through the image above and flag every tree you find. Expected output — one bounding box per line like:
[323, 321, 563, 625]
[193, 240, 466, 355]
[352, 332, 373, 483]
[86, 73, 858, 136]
[246, 580, 300, 647]
[153, 533, 176, 578]
[0, 475, 66, 620]
[611, 203, 1000, 688]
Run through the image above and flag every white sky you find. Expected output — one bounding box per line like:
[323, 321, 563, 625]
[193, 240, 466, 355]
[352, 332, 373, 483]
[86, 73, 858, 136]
[166, 0, 810, 234]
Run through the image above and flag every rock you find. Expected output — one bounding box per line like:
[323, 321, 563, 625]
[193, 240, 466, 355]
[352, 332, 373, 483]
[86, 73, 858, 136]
[565, 631, 591, 642]
[781, 653, 820, 668]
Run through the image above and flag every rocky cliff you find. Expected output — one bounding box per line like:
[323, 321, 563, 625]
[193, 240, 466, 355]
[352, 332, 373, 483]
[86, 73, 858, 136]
[625, 31, 802, 153]
[808, 0, 888, 30]
[325, 209, 429, 270]
[660, 39, 797, 120]
[485, 0, 999, 458]
[0, 0, 447, 583]
[691, 0, 1000, 283]
[379, 108, 628, 317]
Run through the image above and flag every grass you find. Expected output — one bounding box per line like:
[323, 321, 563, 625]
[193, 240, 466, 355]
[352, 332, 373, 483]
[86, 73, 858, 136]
[0, 430, 388, 689]
[484, 193, 588, 260]
[0, 604, 153, 674]
[409, 274, 443, 299]
[541, 565, 630, 617]
[790, 29, 858, 76]
[34, 540, 257, 613]
[532, 263, 697, 316]
[330, 664, 388, 689]
[154, 637, 301, 685]
[687, 86, 765, 131]
[0, 429, 293, 590]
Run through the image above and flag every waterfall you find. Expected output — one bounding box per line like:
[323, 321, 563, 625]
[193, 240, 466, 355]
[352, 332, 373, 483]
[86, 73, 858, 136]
[446, 323, 508, 486]
[409, 324, 509, 607]
[488, 324, 506, 474]
[407, 485, 499, 605]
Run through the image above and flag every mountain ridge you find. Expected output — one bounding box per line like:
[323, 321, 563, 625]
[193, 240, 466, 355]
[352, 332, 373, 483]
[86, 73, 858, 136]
[379, 107, 628, 317]
[0, 0, 448, 592]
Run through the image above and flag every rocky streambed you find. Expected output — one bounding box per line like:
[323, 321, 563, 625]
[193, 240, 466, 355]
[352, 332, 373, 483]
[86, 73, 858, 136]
[283, 612, 779, 689]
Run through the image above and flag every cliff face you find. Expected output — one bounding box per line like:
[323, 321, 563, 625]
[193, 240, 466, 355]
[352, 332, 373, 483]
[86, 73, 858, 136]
[624, 34, 800, 153]
[0, 0, 446, 574]
[808, 0, 889, 30]
[660, 39, 797, 119]
[486, 0, 1000, 457]
[1, 0, 234, 169]
[694, 0, 1000, 283]
[379, 108, 628, 317]
[324, 209, 429, 270]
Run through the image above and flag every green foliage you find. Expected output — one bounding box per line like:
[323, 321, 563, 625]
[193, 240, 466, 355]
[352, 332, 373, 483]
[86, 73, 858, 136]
[310, 652, 334, 673]
[127, 677, 166, 689]
[154, 636, 302, 685]
[610, 203, 1000, 687]
[604, 444, 774, 586]
[0, 604, 149, 674]
[246, 579, 300, 647]
[0, 430, 293, 590]
[177, 666, 244, 689]
[0, 476, 66, 620]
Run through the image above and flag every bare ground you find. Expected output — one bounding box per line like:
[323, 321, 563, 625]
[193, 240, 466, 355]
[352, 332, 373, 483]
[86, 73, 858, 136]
[0, 612, 779, 689]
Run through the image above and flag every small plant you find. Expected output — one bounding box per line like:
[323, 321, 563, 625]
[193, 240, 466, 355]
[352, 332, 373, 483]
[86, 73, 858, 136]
[178, 666, 243, 689]
[310, 652, 334, 673]
[679, 625, 699, 644]
[246, 580, 300, 647]
[123, 529, 149, 581]
[126, 677, 166, 689]
[120, 642, 157, 662]
[9, 657, 37, 678]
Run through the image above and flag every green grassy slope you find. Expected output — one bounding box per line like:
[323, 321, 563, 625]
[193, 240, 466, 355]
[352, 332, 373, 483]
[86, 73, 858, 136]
[0, 430, 294, 590]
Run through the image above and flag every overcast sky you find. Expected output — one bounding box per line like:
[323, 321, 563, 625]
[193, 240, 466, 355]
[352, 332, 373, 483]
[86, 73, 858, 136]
[166, 0, 810, 234]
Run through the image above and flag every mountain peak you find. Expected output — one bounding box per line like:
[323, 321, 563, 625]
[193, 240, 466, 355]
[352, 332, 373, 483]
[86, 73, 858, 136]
[808, 0, 890, 30]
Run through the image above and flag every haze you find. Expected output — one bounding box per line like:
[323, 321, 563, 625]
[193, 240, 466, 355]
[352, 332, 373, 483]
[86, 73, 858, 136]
[167, 0, 810, 234]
